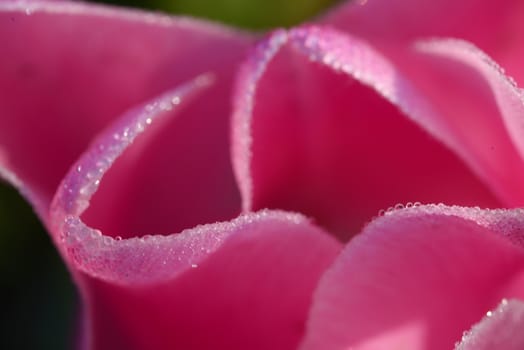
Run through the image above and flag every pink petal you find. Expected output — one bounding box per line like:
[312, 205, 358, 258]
[51, 75, 236, 238]
[83, 211, 340, 350]
[49, 82, 342, 349]
[392, 38, 524, 207]
[301, 205, 524, 350]
[322, 0, 524, 84]
[456, 299, 524, 350]
[78, 71, 244, 238]
[232, 26, 501, 240]
[0, 1, 250, 219]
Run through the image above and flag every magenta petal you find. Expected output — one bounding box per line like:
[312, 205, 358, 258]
[0, 0, 249, 217]
[49, 78, 216, 278]
[232, 26, 500, 239]
[322, 0, 524, 84]
[51, 76, 222, 238]
[83, 211, 340, 350]
[49, 80, 341, 349]
[79, 71, 243, 237]
[395, 39, 524, 207]
[456, 299, 524, 350]
[301, 205, 524, 350]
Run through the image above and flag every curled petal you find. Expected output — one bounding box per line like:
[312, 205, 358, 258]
[395, 38, 524, 207]
[301, 204, 524, 350]
[51, 77, 240, 282]
[232, 26, 500, 240]
[49, 77, 341, 349]
[84, 210, 341, 349]
[0, 0, 249, 219]
[73, 70, 242, 238]
[321, 0, 524, 84]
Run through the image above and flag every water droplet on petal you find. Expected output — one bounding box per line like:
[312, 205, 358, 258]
[159, 101, 172, 111]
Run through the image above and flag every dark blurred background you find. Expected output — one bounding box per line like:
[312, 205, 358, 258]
[0, 0, 341, 348]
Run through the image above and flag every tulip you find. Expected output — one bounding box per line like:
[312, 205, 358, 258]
[2, 0, 524, 349]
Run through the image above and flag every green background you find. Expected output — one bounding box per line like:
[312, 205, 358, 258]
[0, 0, 342, 348]
[93, 0, 338, 30]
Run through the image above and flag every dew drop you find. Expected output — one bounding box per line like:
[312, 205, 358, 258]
[159, 101, 172, 111]
[322, 53, 334, 65]
[90, 230, 102, 238]
[142, 235, 153, 241]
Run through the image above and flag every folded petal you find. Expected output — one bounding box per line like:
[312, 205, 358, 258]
[320, 8, 524, 209]
[78, 71, 245, 237]
[301, 205, 524, 350]
[392, 39, 524, 207]
[0, 1, 250, 218]
[232, 26, 500, 240]
[49, 81, 342, 349]
[83, 211, 340, 350]
[322, 0, 524, 84]
[455, 299, 524, 350]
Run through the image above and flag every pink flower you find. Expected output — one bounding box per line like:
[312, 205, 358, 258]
[2, 0, 524, 348]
